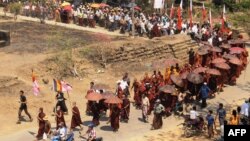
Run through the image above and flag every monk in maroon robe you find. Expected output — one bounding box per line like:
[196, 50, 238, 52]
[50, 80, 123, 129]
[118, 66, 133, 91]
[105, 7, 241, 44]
[91, 102, 100, 126]
[132, 78, 141, 108]
[56, 106, 66, 129]
[110, 104, 120, 132]
[36, 108, 46, 139]
[70, 102, 83, 130]
[121, 95, 130, 122]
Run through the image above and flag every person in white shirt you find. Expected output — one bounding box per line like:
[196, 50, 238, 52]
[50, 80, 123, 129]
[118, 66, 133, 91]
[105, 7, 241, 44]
[190, 106, 199, 122]
[142, 94, 150, 122]
[240, 100, 249, 117]
[57, 122, 67, 141]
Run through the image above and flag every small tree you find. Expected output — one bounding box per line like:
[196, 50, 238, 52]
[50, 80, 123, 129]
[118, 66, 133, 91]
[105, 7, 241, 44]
[9, 2, 22, 21]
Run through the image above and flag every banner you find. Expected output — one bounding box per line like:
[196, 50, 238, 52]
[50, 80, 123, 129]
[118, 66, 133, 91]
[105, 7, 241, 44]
[154, 0, 164, 9]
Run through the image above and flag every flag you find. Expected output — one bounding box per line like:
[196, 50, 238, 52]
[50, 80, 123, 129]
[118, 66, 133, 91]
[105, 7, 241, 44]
[53, 79, 62, 92]
[209, 8, 212, 29]
[170, 3, 174, 19]
[177, 0, 183, 17]
[202, 2, 207, 22]
[221, 5, 229, 33]
[189, 0, 193, 28]
[61, 81, 73, 92]
[177, 16, 182, 30]
[32, 70, 40, 96]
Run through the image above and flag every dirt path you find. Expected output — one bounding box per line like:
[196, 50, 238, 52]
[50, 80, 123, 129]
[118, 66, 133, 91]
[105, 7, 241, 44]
[0, 8, 125, 37]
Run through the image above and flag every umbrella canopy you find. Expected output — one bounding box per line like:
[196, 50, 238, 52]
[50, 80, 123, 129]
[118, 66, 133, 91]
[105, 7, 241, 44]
[93, 83, 110, 90]
[200, 45, 211, 51]
[180, 71, 189, 79]
[85, 92, 103, 101]
[197, 48, 208, 55]
[229, 58, 242, 65]
[134, 6, 141, 11]
[63, 5, 72, 11]
[214, 63, 231, 70]
[102, 91, 114, 99]
[210, 47, 222, 53]
[164, 58, 180, 67]
[187, 72, 204, 84]
[200, 41, 211, 46]
[104, 96, 123, 104]
[61, 2, 70, 7]
[229, 47, 245, 54]
[220, 44, 231, 49]
[159, 85, 176, 93]
[170, 75, 184, 87]
[91, 3, 100, 8]
[100, 3, 109, 7]
[206, 68, 221, 76]
[223, 53, 237, 60]
[228, 39, 246, 45]
[211, 58, 226, 64]
[193, 67, 207, 74]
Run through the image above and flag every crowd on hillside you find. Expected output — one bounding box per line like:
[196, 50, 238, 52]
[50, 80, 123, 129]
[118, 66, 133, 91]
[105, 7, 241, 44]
[4, 0, 220, 39]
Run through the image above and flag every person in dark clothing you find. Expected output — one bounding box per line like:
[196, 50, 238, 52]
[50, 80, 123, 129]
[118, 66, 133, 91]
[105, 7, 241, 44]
[36, 107, 46, 139]
[188, 48, 195, 66]
[91, 102, 100, 126]
[56, 92, 68, 114]
[121, 95, 130, 123]
[17, 90, 32, 123]
[199, 82, 211, 108]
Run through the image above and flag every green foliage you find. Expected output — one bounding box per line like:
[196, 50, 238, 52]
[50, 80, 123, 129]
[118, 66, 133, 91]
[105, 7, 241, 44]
[8, 2, 22, 15]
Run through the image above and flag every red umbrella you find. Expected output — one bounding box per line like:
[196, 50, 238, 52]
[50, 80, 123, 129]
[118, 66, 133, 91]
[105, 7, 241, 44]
[229, 58, 242, 65]
[197, 48, 208, 55]
[211, 58, 226, 64]
[210, 47, 222, 52]
[193, 67, 207, 74]
[100, 3, 109, 7]
[63, 5, 72, 11]
[228, 39, 246, 45]
[170, 75, 184, 87]
[93, 83, 110, 90]
[223, 53, 237, 60]
[85, 92, 103, 101]
[159, 85, 176, 93]
[206, 68, 221, 76]
[220, 44, 231, 49]
[180, 71, 189, 79]
[164, 58, 180, 67]
[104, 96, 122, 104]
[214, 63, 231, 70]
[187, 72, 204, 84]
[134, 6, 141, 11]
[229, 47, 245, 54]
[102, 91, 114, 99]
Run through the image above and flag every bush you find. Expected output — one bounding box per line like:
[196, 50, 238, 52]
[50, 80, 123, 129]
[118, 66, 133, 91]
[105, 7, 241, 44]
[8, 2, 22, 15]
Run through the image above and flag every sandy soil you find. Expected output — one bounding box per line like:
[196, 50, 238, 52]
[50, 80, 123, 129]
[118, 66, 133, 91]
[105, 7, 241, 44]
[0, 15, 250, 141]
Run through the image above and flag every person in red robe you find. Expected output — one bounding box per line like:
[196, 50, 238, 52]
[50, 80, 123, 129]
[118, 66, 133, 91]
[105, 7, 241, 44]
[44, 116, 51, 137]
[121, 95, 130, 123]
[70, 102, 83, 131]
[55, 106, 66, 130]
[86, 82, 95, 115]
[36, 107, 46, 139]
[147, 87, 156, 115]
[117, 81, 123, 99]
[131, 78, 141, 109]
[110, 104, 120, 132]
[143, 72, 151, 83]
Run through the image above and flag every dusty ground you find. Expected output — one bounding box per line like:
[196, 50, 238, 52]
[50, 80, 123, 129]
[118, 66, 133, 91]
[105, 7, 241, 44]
[0, 15, 250, 141]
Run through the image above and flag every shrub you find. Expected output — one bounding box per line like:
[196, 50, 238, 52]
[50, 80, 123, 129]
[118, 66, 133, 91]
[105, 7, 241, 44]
[8, 2, 22, 15]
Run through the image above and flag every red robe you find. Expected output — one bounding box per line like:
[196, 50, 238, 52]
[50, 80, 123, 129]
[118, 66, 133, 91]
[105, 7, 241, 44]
[110, 107, 120, 131]
[121, 99, 130, 120]
[132, 81, 141, 106]
[56, 110, 66, 129]
[70, 106, 82, 129]
[117, 86, 123, 99]
[36, 112, 45, 138]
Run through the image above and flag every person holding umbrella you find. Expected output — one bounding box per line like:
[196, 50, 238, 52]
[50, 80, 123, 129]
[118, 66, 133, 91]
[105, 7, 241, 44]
[120, 95, 130, 123]
[199, 82, 211, 108]
[109, 104, 121, 132]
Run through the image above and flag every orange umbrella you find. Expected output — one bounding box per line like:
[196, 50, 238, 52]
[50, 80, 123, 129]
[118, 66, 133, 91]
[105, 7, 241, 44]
[187, 72, 204, 84]
[206, 68, 221, 76]
[102, 91, 114, 99]
[159, 85, 176, 94]
[229, 58, 242, 65]
[193, 67, 207, 74]
[85, 92, 103, 101]
[214, 63, 230, 70]
[170, 75, 184, 87]
[229, 47, 245, 54]
[104, 96, 123, 104]
[211, 58, 226, 64]
[210, 47, 222, 53]
[180, 71, 189, 79]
